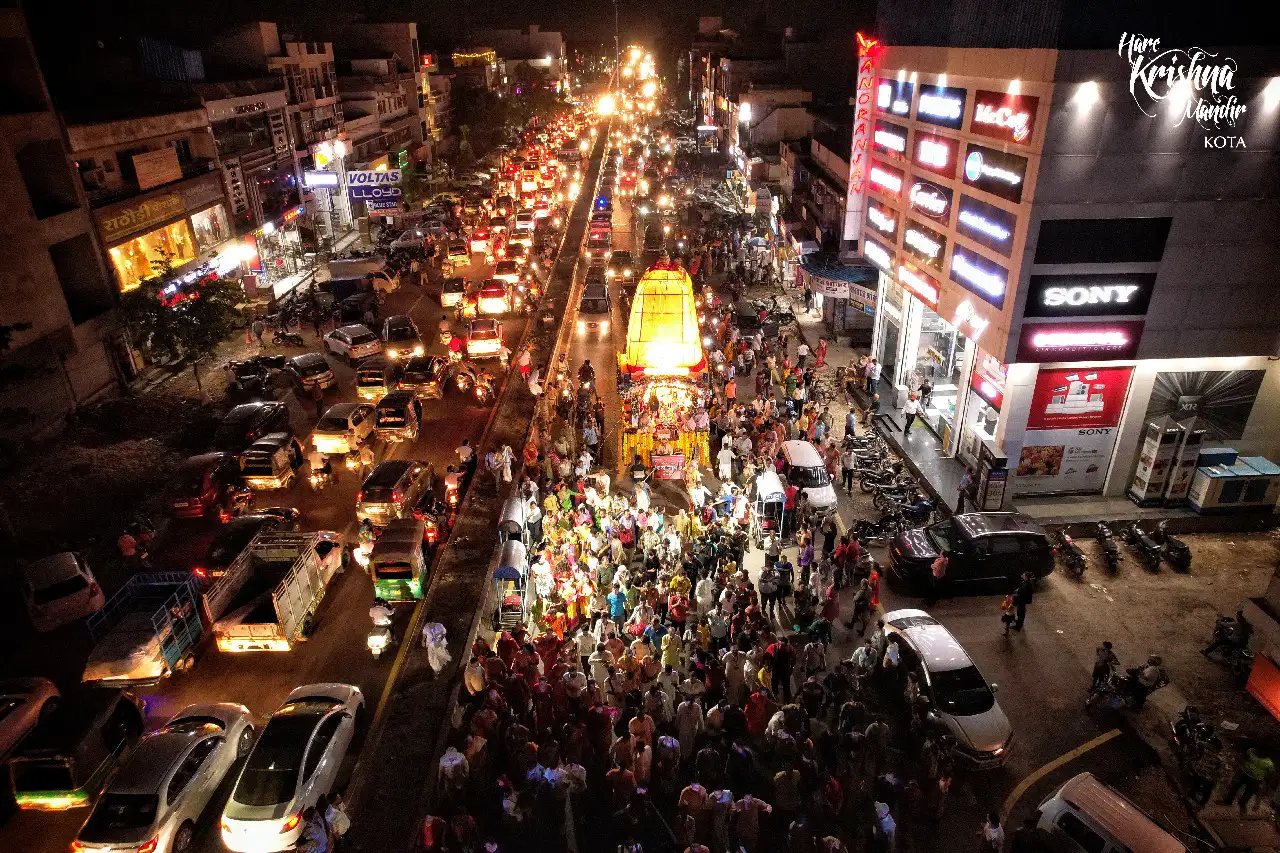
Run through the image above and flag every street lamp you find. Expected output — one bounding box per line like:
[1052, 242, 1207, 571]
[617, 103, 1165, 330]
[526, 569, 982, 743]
[597, 94, 617, 116]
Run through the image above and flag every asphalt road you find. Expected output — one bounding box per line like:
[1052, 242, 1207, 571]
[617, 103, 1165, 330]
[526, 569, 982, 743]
[0, 241, 530, 853]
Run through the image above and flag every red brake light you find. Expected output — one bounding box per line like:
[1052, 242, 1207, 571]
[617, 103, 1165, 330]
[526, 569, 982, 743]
[280, 812, 303, 833]
[137, 839, 159, 853]
[70, 842, 85, 852]
[393, 490, 403, 504]
[356, 491, 363, 503]
[192, 567, 207, 580]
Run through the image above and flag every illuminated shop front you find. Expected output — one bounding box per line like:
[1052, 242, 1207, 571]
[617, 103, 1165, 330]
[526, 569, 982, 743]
[109, 219, 197, 291]
[190, 204, 230, 252]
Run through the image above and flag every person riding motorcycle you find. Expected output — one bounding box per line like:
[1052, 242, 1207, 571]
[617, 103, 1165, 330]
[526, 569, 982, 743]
[577, 359, 596, 388]
[438, 313, 452, 339]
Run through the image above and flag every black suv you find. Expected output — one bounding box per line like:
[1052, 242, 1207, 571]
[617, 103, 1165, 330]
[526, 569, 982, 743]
[889, 512, 1054, 592]
[213, 401, 290, 452]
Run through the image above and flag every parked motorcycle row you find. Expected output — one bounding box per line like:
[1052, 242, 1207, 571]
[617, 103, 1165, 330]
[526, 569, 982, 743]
[1049, 518, 1193, 578]
[845, 436, 938, 544]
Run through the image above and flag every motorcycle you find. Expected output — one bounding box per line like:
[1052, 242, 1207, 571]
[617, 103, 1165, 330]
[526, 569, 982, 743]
[1124, 522, 1163, 571]
[1095, 521, 1121, 573]
[1153, 521, 1192, 572]
[455, 362, 478, 393]
[271, 328, 305, 347]
[1087, 663, 1167, 710]
[367, 598, 394, 659]
[859, 462, 907, 493]
[218, 485, 254, 523]
[1054, 529, 1087, 578]
[1204, 614, 1254, 680]
[307, 469, 331, 491]
[1170, 706, 1220, 765]
[474, 375, 496, 406]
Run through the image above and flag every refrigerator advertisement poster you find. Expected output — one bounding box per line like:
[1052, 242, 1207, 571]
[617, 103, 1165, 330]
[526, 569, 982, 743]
[1014, 366, 1134, 495]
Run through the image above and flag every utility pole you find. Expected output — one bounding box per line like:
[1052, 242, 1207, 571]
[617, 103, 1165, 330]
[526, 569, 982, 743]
[613, 0, 620, 88]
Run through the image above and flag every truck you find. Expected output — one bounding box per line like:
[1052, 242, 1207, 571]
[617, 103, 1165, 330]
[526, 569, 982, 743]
[202, 531, 346, 653]
[326, 258, 400, 293]
[82, 573, 203, 686]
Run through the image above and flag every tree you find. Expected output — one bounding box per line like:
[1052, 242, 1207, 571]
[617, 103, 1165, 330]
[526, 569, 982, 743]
[456, 124, 476, 169]
[119, 252, 244, 396]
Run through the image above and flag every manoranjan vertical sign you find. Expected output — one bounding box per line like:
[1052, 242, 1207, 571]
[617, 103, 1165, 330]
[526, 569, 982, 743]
[845, 32, 880, 246]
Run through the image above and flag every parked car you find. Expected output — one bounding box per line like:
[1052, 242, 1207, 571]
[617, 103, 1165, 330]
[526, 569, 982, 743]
[311, 403, 375, 456]
[284, 353, 335, 392]
[337, 293, 379, 324]
[167, 452, 239, 518]
[21, 553, 105, 632]
[74, 703, 256, 853]
[883, 609, 1012, 768]
[0, 678, 60, 761]
[379, 315, 424, 360]
[221, 684, 364, 853]
[1037, 772, 1186, 853]
[397, 355, 447, 400]
[889, 512, 1055, 592]
[202, 512, 301, 580]
[214, 402, 290, 453]
[465, 318, 503, 359]
[324, 325, 381, 363]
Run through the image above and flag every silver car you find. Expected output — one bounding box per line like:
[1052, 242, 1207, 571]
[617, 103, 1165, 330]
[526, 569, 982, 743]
[883, 609, 1012, 768]
[74, 703, 256, 853]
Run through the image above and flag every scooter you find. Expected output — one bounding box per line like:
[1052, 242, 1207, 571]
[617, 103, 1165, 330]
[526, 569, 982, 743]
[1124, 522, 1163, 571]
[1205, 615, 1254, 680]
[367, 599, 394, 659]
[1153, 521, 1192, 572]
[271, 328, 305, 347]
[307, 468, 331, 491]
[1095, 522, 1121, 573]
[1054, 529, 1087, 578]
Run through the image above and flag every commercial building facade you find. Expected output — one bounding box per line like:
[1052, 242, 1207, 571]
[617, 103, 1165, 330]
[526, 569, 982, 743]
[856, 42, 1280, 505]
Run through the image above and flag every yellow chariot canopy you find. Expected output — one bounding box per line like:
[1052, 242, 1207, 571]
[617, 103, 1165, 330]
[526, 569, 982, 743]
[622, 262, 706, 377]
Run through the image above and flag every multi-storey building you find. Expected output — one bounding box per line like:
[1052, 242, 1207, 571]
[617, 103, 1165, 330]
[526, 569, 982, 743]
[0, 4, 121, 435]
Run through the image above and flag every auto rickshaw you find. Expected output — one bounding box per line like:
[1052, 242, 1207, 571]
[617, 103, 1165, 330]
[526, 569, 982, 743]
[499, 496, 528, 545]
[239, 432, 305, 490]
[493, 539, 527, 631]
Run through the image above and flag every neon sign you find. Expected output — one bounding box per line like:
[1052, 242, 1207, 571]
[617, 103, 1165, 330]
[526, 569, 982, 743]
[913, 131, 958, 178]
[1016, 321, 1145, 362]
[908, 181, 952, 223]
[916, 84, 967, 129]
[1025, 273, 1156, 318]
[953, 299, 990, 341]
[949, 245, 1008, 308]
[863, 235, 894, 272]
[972, 90, 1039, 144]
[958, 208, 1010, 241]
[845, 37, 878, 247]
[897, 262, 940, 309]
[904, 220, 946, 269]
[956, 195, 1016, 256]
[866, 203, 897, 236]
[961, 144, 1028, 203]
[874, 127, 906, 152]
[876, 79, 913, 116]
[869, 163, 903, 195]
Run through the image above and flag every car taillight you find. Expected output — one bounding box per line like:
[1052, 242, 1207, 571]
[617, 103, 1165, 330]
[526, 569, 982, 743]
[193, 567, 207, 580]
[356, 491, 363, 503]
[70, 842, 84, 852]
[281, 812, 303, 833]
[393, 490, 403, 504]
[137, 839, 159, 853]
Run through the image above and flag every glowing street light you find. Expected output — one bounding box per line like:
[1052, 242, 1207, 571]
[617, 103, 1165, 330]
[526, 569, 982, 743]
[597, 94, 617, 116]
[642, 80, 657, 98]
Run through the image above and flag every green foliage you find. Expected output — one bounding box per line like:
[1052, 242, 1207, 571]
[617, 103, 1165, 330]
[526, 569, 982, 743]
[119, 252, 244, 369]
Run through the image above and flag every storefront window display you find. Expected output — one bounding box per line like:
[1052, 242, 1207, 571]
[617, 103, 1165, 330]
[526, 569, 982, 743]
[906, 308, 969, 439]
[190, 205, 230, 252]
[109, 220, 196, 291]
[958, 350, 1006, 469]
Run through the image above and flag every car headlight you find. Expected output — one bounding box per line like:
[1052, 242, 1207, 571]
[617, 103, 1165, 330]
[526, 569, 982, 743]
[600, 321, 609, 331]
[414, 345, 424, 356]
[387, 349, 398, 358]
[577, 321, 585, 333]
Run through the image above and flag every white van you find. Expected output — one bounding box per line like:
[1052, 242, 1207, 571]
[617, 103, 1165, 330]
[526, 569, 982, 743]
[1037, 773, 1186, 853]
[779, 440, 838, 515]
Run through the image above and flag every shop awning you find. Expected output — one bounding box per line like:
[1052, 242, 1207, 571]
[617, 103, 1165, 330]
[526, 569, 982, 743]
[799, 254, 878, 304]
[789, 226, 820, 256]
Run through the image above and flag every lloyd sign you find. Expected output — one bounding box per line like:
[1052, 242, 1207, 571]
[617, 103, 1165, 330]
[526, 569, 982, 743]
[1026, 273, 1156, 318]
[971, 91, 1040, 144]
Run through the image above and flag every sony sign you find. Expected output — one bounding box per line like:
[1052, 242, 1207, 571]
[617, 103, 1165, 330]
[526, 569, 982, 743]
[1026, 273, 1156, 318]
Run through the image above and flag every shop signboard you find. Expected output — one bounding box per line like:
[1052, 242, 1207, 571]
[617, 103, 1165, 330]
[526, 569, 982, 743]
[903, 219, 947, 271]
[347, 169, 403, 185]
[875, 78, 914, 117]
[955, 195, 1017, 256]
[912, 130, 959, 179]
[845, 36, 878, 247]
[865, 200, 899, 240]
[961, 144, 1028, 204]
[908, 180, 952, 225]
[1025, 273, 1156, 318]
[99, 193, 185, 244]
[971, 90, 1040, 145]
[303, 170, 339, 188]
[1142, 369, 1265, 440]
[862, 235, 894, 273]
[1015, 320, 1144, 362]
[872, 120, 908, 159]
[651, 454, 685, 480]
[896, 261, 940, 311]
[132, 148, 183, 192]
[868, 161, 904, 198]
[1014, 365, 1135, 494]
[348, 185, 403, 201]
[969, 350, 1007, 410]
[949, 245, 1008, 308]
[243, 233, 263, 274]
[915, 84, 967, 130]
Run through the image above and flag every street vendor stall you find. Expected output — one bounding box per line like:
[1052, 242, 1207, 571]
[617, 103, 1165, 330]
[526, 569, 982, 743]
[616, 262, 711, 480]
[493, 539, 527, 631]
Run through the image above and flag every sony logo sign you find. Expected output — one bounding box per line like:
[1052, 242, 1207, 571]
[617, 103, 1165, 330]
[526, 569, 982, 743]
[1042, 284, 1141, 307]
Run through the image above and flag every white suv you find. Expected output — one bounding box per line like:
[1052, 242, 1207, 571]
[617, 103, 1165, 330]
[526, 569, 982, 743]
[325, 324, 382, 362]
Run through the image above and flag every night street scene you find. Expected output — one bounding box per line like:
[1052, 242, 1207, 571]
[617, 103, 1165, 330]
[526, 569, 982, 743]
[3, 1, 1280, 852]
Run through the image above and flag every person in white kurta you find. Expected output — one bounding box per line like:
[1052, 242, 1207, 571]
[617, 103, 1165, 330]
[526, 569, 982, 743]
[675, 696, 704, 761]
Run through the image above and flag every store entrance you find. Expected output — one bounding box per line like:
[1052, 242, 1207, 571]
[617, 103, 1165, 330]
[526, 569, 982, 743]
[905, 308, 970, 446]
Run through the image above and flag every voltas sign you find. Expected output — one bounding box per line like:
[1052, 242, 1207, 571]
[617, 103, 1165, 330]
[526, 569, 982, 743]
[347, 169, 402, 185]
[971, 91, 1040, 144]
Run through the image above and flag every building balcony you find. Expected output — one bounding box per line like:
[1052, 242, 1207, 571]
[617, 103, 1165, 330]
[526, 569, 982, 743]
[83, 158, 218, 209]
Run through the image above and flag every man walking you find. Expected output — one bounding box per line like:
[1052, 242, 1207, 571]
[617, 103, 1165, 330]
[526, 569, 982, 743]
[841, 443, 857, 493]
[1223, 747, 1274, 811]
[1012, 571, 1035, 630]
[956, 468, 973, 515]
[902, 393, 922, 439]
[865, 357, 881, 394]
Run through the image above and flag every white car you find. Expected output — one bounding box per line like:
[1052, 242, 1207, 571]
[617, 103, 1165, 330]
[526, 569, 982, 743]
[324, 325, 381, 362]
[883, 609, 1013, 768]
[221, 684, 364, 853]
[21, 552, 104, 632]
[310, 403, 375, 456]
[779, 440, 839, 516]
[74, 703, 255, 853]
[514, 212, 535, 234]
